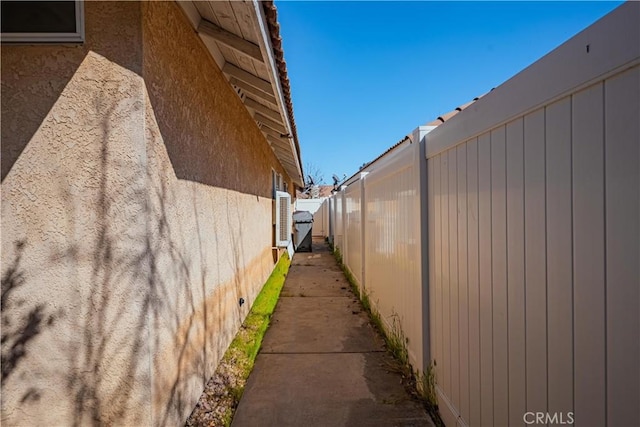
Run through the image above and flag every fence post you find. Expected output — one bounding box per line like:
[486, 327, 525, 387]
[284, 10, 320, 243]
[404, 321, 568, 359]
[412, 125, 434, 369]
[340, 185, 347, 263]
[359, 172, 369, 292]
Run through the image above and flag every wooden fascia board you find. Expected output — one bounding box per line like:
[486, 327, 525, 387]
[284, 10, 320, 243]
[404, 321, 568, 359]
[255, 112, 287, 134]
[244, 96, 280, 121]
[223, 62, 273, 95]
[198, 19, 264, 63]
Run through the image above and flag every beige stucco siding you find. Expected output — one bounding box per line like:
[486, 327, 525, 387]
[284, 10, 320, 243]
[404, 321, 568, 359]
[142, 2, 293, 198]
[1, 1, 143, 181]
[1, 2, 294, 425]
[1, 50, 151, 426]
[144, 88, 276, 425]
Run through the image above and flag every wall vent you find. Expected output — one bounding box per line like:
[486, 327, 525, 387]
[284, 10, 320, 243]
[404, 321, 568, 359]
[232, 84, 246, 102]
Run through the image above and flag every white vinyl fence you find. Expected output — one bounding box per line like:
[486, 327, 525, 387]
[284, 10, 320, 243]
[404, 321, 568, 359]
[295, 198, 329, 237]
[425, 5, 638, 425]
[332, 137, 429, 372]
[329, 3, 639, 426]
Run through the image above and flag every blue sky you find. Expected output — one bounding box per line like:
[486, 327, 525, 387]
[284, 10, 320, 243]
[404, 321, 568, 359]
[276, 1, 623, 183]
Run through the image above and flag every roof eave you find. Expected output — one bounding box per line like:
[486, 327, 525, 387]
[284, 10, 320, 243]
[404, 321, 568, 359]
[179, 0, 304, 187]
[253, 0, 304, 187]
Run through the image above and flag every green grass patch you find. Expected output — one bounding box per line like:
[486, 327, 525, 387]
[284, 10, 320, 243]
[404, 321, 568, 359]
[216, 252, 291, 425]
[227, 251, 290, 374]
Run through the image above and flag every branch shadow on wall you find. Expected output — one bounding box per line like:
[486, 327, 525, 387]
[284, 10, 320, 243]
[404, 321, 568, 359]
[154, 152, 252, 426]
[2, 86, 252, 425]
[1, 240, 63, 404]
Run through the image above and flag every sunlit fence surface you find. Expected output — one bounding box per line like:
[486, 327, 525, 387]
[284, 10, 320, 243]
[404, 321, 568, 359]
[326, 3, 639, 426]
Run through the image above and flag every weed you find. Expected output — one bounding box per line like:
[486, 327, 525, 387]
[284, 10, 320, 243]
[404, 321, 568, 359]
[386, 314, 409, 366]
[333, 247, 343, 265]
[416, 361, 444, 426]
[418, 362, 438, 410]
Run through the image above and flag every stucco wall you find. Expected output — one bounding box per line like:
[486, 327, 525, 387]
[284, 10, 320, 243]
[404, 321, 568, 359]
[1, 1, 143, 181]
[145, 88, 276, 425]
[1, 2, 294, 425]
[142, 2, 292, 198]
[140, 4, 292, 423]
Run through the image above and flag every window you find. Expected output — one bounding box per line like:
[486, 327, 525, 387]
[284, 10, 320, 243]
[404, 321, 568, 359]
[272, 169, 284, 198]
[1, 1, 84, 43]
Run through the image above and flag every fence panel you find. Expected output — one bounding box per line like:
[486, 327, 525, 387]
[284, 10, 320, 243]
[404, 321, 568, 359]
[424, 5, 638, 425]
[572, 82, 606, 426]
[362, 143, 424, 371]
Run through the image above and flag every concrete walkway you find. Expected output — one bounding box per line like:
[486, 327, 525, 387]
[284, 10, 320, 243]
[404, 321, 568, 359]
[232, 239, 434, 427]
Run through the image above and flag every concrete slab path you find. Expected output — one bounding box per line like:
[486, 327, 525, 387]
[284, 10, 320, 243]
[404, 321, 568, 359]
[232, 239, 434, 427]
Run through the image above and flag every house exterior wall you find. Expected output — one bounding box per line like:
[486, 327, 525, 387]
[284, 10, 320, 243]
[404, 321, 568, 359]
[426, 3, 639, 426]
[1, 1, 143, 181]
[1, 2, 295, 426]
[141, 2, 292, 198]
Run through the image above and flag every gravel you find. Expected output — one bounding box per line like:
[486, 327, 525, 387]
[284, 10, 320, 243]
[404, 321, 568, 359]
[185, 338, 249, 426]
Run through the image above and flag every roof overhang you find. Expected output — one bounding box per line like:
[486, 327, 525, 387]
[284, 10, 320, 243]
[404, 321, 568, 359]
[178, 0, 304, 187]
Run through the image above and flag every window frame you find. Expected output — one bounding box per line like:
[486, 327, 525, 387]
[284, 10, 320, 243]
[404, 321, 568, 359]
[1, 0, 85, 44]
[272, 169, 285, 198]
